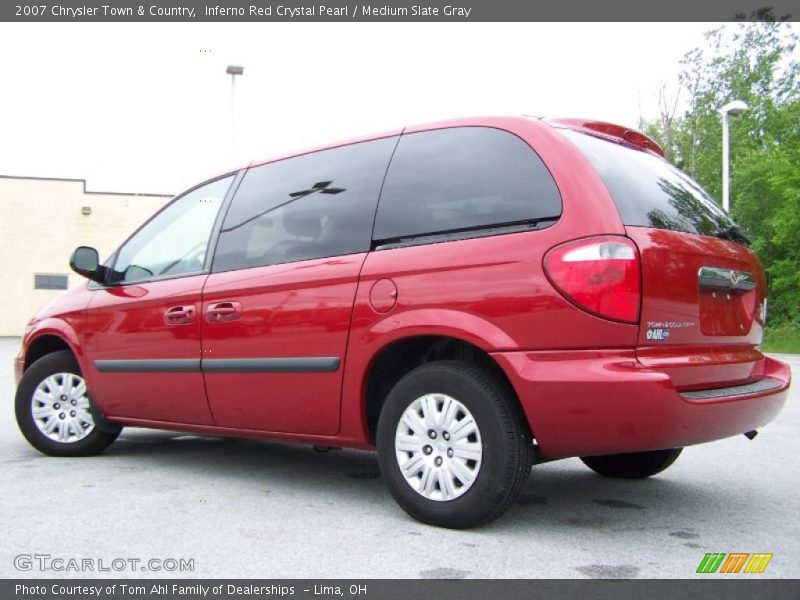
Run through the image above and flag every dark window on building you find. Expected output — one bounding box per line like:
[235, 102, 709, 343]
[34, 274, 69, 290]
[373, 127, 562, 242]
[212, 136, 398, 272]
[561, 129, 734, 237]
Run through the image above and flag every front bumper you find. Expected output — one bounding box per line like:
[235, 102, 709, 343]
[492, 350, 790, 459]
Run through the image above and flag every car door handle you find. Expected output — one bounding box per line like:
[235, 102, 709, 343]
[164, 305, 196, 325]
[206, 301, 242, 323]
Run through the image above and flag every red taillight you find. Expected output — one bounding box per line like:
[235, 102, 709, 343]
[544, 236, 641, 324]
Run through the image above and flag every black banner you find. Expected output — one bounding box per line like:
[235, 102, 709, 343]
[4, 580, 800, 600]
[2, 0, 797, 22]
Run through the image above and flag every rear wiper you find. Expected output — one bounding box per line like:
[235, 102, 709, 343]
[716, 224, 751, 246]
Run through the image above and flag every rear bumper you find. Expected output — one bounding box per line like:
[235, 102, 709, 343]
[492, 350, 790, 459]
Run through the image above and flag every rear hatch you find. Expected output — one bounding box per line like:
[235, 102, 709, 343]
[561, 127, 767, 391]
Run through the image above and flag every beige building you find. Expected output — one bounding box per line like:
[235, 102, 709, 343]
[1, 175, 172, 336]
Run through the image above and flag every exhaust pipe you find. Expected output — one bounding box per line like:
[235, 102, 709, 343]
[744, 430, 758, 440]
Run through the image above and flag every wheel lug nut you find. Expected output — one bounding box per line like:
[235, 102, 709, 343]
[60, 395, 67, 401]
[70, 411, 76, 417]
[71, 400, 77, 406]
[428, 430, 437, 439]
[423, 445, 433, 455]
[59, 413, 65, 419]
[442, 432, 450, 441]
[53, 403, 60, 409]
[434, 457, 443, 467]
[447, 449, 454, 458]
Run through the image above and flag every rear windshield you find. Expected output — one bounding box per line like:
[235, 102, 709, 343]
[562, 129, 734, 237]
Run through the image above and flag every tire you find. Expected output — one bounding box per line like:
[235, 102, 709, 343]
[15, 350, 121, 457]
[580, 448, 683, 479]
[376, 361, 532, 529]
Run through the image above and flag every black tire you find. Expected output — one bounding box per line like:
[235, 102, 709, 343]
[580, 448, 683, 479]
[376, 361, 532, 529]
[15, 350, 121, 457]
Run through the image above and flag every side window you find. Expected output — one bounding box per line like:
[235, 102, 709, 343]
[111, 176, 232, 283]
[212, 136, 398, 273]
[373, 127, 562, 242]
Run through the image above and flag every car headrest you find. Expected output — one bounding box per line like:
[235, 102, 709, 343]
[283, 206, 321, 238]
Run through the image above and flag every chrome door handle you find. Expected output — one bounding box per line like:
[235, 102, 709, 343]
[164, 305, 196, 325]
[206, 301, 242, 323]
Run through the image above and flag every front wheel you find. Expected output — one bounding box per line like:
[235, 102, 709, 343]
[15, 350, 121, 457]
[580, 448, 683, 479]
[376, 361, 532, 529]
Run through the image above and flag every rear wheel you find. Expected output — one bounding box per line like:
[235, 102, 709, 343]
[580, 448, 682, 479]
[15, 350, 121, 457]
[376, 361, 532, 529]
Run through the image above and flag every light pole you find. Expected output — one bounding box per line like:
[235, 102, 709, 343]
[226, 65, 244, 159]
[720, 100, 748, 212]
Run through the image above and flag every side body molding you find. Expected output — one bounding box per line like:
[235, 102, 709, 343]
[93, 357, 341, 373]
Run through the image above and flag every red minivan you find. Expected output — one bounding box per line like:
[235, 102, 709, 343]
[14, 116, 790, 528]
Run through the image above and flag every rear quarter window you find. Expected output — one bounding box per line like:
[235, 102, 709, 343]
[373, 126, 562, 243]
[561, 129, 733, 237]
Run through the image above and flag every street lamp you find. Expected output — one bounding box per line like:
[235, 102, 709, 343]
[720, 100, 748, 212]
[226, 65, 244, 158]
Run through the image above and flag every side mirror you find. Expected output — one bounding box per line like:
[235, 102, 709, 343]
[69, 246, 105, 283]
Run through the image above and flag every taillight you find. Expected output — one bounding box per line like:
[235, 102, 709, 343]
[544, 236, 641, 324]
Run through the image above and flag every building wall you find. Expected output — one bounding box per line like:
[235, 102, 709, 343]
[1, 176, 171, 336]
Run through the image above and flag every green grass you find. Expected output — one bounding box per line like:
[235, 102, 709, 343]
[762, 324, 800, 354]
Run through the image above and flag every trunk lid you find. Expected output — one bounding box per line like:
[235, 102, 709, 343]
[627, 226, 767, 390]
[628, 226, 765, 346]
[559, 127, 768, 390]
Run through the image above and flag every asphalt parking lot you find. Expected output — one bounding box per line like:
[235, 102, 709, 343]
[1, 337, 798, 579]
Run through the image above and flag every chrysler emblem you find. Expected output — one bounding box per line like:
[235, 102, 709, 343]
[698, 267, 756, 291]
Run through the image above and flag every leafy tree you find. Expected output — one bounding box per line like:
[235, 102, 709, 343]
[642, 19, 799, 325]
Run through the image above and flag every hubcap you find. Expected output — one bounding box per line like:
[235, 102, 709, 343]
[31, 373, 94, 443]
[395, 393, 483, 502]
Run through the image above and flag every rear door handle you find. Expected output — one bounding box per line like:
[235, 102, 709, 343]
[164, 305, 196, 325]
[206, 301, 242, 323]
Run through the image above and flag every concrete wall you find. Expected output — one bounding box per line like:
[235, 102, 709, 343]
[1, 175, 171, 336]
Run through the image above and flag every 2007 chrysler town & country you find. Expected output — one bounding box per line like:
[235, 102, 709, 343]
[14, 116, 790, 528]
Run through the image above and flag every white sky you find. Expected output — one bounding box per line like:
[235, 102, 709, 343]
[0, 22, 777, 195]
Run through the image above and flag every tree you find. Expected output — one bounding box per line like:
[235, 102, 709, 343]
[641, 85, 681, 163]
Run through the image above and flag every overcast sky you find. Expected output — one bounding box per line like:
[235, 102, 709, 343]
[1, 22, 791, 195]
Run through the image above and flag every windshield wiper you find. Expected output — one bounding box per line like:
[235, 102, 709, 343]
[715, 224, 751, 246]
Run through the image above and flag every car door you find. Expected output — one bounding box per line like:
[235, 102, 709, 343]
[84, 175, 234, 424]
[201, 136, 399, 435]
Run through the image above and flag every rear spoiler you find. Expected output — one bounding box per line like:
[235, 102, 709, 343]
[548, 118, 665, 158]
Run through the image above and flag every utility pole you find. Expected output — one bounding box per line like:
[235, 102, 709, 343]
[226, 65, 244, 160]
[720, 100, 748, 212]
